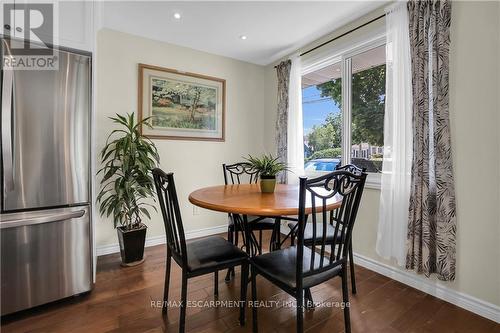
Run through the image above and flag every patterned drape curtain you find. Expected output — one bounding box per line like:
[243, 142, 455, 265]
[276, 60, 292, 184]
[406, 0, 457, 281]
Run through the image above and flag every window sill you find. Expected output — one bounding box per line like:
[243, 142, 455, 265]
[364, 181, 381, 191]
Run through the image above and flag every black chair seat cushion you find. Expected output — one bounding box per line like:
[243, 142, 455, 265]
[287, 222, 343, 243]
[229, 217, 276, 231]
[186, 236, 247, 272]
[251, 246, 342, 289]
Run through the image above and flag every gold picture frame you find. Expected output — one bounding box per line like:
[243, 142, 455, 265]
[138, 64, 226, 141]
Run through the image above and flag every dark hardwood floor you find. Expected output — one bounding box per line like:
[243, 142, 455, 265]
[2, 231, 498, 333]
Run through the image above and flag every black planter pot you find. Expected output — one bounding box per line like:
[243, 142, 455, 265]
[117, 224, 147, 266]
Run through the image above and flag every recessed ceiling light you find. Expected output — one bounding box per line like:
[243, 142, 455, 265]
[174, 13, 181, 19]
[239, 35, 247, 40]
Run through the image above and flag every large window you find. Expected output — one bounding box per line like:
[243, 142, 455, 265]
[302, 39, 386, 185]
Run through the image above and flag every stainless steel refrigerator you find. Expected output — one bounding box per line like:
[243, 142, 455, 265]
[1, 38, 93, 315]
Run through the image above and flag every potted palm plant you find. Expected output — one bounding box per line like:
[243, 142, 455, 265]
[97, 113, 160, 266]
[245, 154, 288, 193]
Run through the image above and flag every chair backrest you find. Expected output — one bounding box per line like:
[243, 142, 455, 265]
[223, 162, 259, 185]
[335, 163, 366, 175]
[152, 168, 187, 267]
[296, 170, 367, 286]
[330, 164, 366, 225]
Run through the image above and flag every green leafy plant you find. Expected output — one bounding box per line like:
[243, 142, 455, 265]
[97, 113, 160, 230]
[244, 154, 288, 177]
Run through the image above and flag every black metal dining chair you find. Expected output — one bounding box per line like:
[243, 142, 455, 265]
[223, 163, 277, 253]
[286, 164, 366, 294]
[335, 163, 366, 175]
[250, 169, 367, 333]
[152, 168, 249, 333]
[223, 162, 283, 281]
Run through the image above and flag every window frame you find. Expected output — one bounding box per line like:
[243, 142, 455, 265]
[301, 30, 386, 189]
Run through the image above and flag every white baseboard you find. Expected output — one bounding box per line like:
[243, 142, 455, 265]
[95, 224, 227, 257]
[353, 252, 500, 323]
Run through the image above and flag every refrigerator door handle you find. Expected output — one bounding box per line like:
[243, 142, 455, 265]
[0, 210, 86, 229]
[1, 56, 15, 191]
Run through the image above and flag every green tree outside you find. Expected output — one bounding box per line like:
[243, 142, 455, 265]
[307, 112, 342, 152]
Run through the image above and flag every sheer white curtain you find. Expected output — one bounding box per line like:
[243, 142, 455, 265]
[287, 54, 304, 184]
[376, 3, 413, 266]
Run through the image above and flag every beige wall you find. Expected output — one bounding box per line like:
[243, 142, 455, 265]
[95, 29, 266, 247]
[263, 1, 500, 306]
[446, 1, 500, 306]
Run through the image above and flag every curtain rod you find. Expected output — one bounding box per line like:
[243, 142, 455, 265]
[274, 13, 385, 68]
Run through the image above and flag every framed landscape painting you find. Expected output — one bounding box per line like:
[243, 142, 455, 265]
[138, 64, 225, 141]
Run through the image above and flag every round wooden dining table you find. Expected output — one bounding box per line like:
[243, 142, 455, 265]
[189, 183, 342, 256]
[188, 183, 342, 217]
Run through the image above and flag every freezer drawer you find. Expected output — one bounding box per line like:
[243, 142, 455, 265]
[0, 206, 92, 315]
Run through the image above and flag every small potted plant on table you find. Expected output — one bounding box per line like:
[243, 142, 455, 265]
[97, 113, 160, 266]
[245, 154, 288, 193]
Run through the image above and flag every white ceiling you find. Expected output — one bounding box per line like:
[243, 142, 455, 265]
[100, 1, 387, 66]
